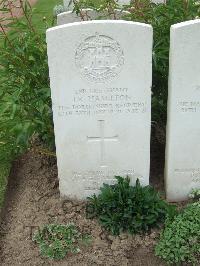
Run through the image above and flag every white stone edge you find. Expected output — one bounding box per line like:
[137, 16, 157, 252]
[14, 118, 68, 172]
[164, 49, 172, 201]
[171, 18, 200, 30]
[47, 20, 152, 34]
[57, 9, 93, 18]
[165, 18, 200, 201]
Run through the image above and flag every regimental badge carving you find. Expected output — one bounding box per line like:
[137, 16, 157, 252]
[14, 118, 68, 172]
[75, 33, 124, 83]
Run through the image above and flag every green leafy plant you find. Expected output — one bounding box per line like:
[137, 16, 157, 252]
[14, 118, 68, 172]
[0, 0, 55, 162]
[86, 176, 176, 235]
[0, 163, 10, 208]
[72, 0, 119, 14]
[71, 0, 121, 20]
[33, 223, 91, 260]
[0, 0, 56, 209]
[189, 188, 200, 202]
[155, 202, 200, 265]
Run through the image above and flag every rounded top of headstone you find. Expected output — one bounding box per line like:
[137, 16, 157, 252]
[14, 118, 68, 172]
[171, 19, 200, 30]
[47, 20, 152, 34]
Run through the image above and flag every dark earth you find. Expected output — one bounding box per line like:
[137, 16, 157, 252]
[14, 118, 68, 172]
[0, 127, 172, 266]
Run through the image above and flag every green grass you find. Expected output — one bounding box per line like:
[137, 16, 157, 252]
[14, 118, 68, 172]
[0, 0, 61, 210]
[0, 163, 10, 209]
[32, 0, 63, 28]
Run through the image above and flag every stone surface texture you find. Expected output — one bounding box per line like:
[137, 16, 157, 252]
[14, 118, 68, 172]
[165, 19, 200, 201]
[46, 20, 152, 199]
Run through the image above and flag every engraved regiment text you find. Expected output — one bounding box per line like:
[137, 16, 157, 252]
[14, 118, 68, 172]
[55, 87, 147, 117]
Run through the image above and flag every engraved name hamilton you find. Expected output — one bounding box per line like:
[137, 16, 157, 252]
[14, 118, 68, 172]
[75, 33, 124, 83]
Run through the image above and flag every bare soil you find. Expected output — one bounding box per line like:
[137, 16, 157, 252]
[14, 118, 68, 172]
[0, 135, 168, 266]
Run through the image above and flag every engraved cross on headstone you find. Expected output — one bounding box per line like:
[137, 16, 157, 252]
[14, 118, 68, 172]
[87, 120, 119, 167]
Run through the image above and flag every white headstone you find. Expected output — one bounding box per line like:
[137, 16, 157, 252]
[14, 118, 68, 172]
[60, 0, 164, 25]
[165, 19, 200, 202]
[57, 9, 98, 25]
[63, 0, 165, 7]
[151, 0, 165, 3]
[63, 0, 73, 10]
[57, 9, 130, 25]
[118, 0, 165, 4]
[117, 0, 129, 4]
[46, 20, 152, 199]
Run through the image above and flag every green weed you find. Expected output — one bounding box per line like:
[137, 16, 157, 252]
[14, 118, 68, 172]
[155, 202, 200, 265]
[86, 176, 176, 235]
[33, 223, 91, 260]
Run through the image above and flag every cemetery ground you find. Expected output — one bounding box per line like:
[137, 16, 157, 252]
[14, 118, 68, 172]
[0, 129, 196, 265]
[0, 1, 200, 265]
[0, 136, 169, 266]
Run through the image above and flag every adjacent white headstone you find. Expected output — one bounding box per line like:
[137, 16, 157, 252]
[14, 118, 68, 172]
[47, 20, 152, 199]
[63, 0, 73, 10]
[63, 0, 165, 7]
[57, 9, 130, 25]
[117, 0, 129, 4]
[151, 0, 165, 3]
[118, 0, 165, 4]
[165, 19, 200, 202]
[60, 0, 164, 25]
[57, 9, 98, 25]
